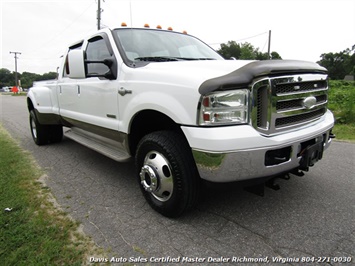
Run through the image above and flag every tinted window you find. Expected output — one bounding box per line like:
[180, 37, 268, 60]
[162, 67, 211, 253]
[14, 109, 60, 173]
[86, 37, 111, 75]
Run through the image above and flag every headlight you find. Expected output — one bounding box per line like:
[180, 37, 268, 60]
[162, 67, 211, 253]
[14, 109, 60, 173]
[198, 89, 249, 125]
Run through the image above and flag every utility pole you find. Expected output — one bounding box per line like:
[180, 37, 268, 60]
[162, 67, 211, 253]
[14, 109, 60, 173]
[9, 51, 21, 88]
[267, 30, 271, 59]
[97, 0, 104, 30]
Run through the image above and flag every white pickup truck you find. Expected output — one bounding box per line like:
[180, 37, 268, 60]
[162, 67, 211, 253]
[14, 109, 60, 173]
[27, 26, 334, 217]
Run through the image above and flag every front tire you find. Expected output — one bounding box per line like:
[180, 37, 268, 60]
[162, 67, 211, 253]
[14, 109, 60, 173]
[136, 131, 200, 217]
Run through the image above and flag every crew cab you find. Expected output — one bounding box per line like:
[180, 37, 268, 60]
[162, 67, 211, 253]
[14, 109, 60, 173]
[27, 25, 334, 217]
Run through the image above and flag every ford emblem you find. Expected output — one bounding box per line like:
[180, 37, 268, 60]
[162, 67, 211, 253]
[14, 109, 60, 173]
[303, 96, 317, 109]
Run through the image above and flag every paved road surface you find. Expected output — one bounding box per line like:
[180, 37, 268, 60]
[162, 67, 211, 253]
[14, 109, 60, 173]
[1, 94, 354, 265]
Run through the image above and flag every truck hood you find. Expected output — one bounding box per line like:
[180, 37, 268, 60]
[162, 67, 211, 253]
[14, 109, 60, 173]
[122, 59, 327, 95]
[199, 59, 327, 94]
[123, 60, 254, 92]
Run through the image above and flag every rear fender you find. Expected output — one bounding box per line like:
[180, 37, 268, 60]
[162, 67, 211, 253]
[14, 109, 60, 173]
[27, 86, 61, 125]
[27, 86, 53, 113]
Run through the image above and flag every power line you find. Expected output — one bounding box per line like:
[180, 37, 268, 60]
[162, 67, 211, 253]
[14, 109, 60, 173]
[23, 2, 94, 55]
[235, 31, 268, 42]
[209, 31, 268, 46]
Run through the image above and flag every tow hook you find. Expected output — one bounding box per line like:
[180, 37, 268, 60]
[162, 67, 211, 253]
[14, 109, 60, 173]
[265, 178, 280, 191]
[291, 169, 305, 176]
[244, 173, 291, 197]
[329, 131, 336, 139]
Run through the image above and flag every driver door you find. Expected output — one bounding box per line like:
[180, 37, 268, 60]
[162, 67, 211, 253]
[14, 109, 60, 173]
[75, 34, 120, 134]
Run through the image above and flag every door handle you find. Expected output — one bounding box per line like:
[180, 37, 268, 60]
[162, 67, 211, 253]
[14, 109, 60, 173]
[118, 87, 132, 96]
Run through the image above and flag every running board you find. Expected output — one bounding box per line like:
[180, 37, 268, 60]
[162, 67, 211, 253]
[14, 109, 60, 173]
[64, 128, 131, 162]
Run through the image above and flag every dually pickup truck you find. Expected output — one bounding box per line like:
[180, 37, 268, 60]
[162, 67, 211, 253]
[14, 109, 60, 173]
[27, 25, 334, 217]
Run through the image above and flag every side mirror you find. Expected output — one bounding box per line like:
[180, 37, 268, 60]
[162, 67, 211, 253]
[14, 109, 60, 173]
[85, 56, 117, 80]
[68, 50, 117, 80]
[68, 50, 86, 79]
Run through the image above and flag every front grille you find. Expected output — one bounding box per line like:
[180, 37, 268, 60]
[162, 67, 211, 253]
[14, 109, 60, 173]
[252, 74, 328, 134]
[256, 85, 268, 128]
[276, 95, 327, 112]
[275, 108, 326, 128]
[275, 80, 327, 94]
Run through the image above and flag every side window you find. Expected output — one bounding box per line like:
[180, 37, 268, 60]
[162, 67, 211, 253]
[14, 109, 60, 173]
[86, 36, 111, 75]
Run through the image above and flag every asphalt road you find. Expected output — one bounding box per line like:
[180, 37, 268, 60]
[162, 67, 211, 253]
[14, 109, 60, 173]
[0, 94, 354, 265]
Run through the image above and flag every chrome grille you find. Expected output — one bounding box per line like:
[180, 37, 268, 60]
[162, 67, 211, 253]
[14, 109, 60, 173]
[276, 95, 327, 112]
[275, 108, 326, 128]
[275, 80, 327, 94]
[252, 74, 328, 135]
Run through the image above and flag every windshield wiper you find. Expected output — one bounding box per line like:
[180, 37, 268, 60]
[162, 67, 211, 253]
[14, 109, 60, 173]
[170, 57, 217, 61]
[134, 56, 179, 62]
[134, 56, 218, 62]
[196, 58, 217, 60]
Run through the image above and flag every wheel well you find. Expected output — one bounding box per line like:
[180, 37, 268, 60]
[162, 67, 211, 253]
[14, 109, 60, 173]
[27, 98, 34, 111]
[129, 110, 184, 156]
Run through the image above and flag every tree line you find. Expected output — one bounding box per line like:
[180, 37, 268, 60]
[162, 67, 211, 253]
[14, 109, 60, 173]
[0, 43, 353, 87]
[217, 42, 354, 80]
[317, 45, 355, 80]
[217, 41, 282, 60]
[0, 68, 57, 89]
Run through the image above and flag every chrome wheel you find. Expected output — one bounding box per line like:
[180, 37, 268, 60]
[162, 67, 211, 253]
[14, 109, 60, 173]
[30, 116, 37, 139]
[140, 151, 173, 202]
[136, 131, 200, 217]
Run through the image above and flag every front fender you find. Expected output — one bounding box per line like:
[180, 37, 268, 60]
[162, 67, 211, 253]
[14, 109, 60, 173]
[119, 90, 199, 133]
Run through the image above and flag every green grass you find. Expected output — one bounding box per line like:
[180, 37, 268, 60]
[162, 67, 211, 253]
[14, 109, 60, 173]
[0, 125, 101, 265]
[11, 92, 27, 96]
[332, 124, 355, 143]
[328, 80, 355, 142]
[0, 92, 27, 96]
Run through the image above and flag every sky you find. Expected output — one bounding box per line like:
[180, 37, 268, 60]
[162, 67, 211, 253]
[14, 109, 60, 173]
[1, 0, 354, 75]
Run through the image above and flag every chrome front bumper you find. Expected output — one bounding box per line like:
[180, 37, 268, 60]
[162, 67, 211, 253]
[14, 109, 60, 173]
[182, 110, 334, 182]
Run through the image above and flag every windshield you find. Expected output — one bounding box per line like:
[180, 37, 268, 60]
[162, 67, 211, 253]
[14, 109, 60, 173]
[114, 28, 224, 62]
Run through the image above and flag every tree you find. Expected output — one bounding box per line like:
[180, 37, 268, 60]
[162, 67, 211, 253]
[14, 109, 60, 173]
[0, 68, 58, 89]
[20, 72, 41, 88]
[40, 72, 58, 81]
[218, 41, 241, 59]
[217, 41, 282, 60]
[270, 51, 282, 60]
[0, 68, 13, 88]
[240, 43, 257, 60]
[317, 46, 355, 80]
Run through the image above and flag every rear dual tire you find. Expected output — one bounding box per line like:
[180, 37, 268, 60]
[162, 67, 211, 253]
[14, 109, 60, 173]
[29, 110, 63, 145]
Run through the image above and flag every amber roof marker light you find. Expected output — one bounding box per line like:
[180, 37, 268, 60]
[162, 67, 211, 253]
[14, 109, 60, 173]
[120, 22, 187, 34]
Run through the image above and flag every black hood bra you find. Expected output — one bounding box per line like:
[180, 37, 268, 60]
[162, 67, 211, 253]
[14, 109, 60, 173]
[199, 60, 327, 95]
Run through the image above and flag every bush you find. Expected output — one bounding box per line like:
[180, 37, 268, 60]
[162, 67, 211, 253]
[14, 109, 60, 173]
[328, 80, 355, 124]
